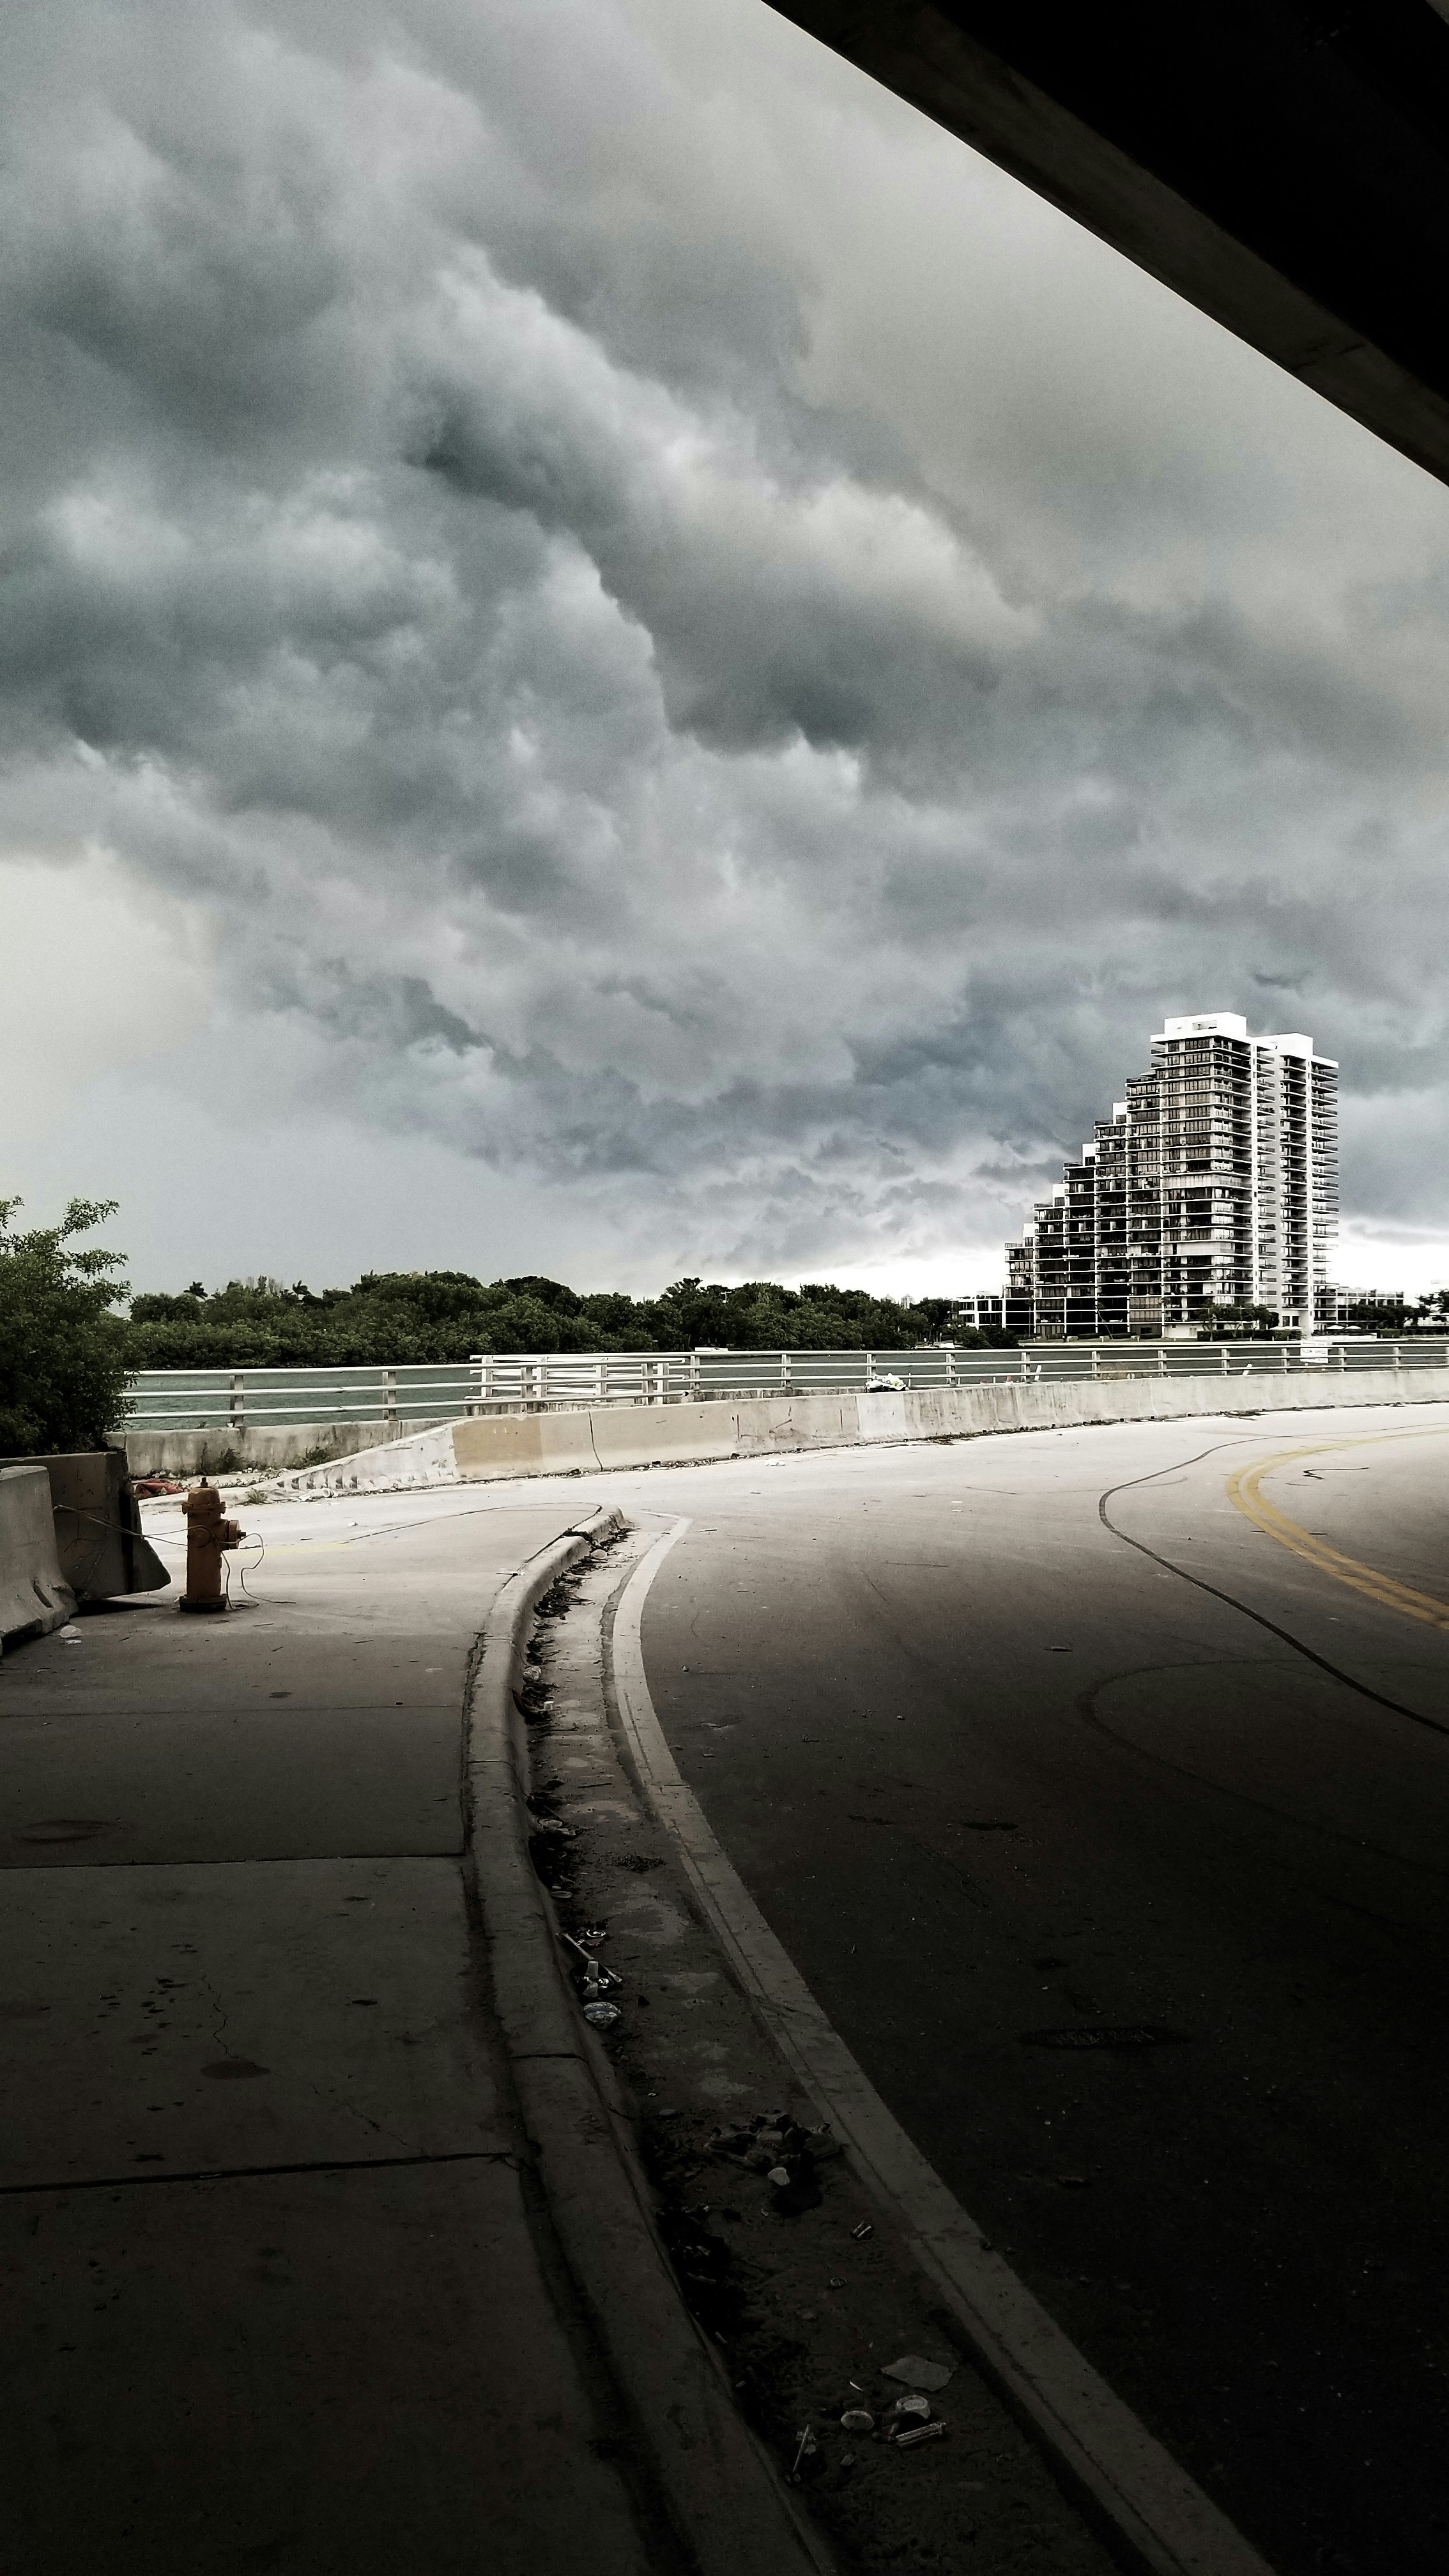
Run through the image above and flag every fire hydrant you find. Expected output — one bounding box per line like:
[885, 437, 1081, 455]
[178, 1479, 244, 1614]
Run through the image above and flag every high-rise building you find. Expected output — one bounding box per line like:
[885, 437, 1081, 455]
[1005, 1012, 1338, 1337]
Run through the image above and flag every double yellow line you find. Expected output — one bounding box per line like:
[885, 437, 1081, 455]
[1227, 1432, 1449, 1630]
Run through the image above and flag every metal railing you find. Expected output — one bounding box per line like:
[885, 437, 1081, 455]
[123, 1363, 477, 1434]
[1008, 1340, 1449, 1383]
[470, 1340, 1449, 1402]
[122, 1339, 1449, 1431]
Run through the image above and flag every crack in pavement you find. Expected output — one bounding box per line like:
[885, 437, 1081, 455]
[0, 2147, 521, 2196]
[1071, 1659, 1449, 1881]
[1097, 1440, 1449, 1738]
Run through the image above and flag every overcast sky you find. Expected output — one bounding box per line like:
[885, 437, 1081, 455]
[4, 0, 1449, 1298]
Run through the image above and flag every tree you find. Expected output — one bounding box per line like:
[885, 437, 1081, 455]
[1338, 1291, 1419, 1335]
[122, 1264, 1022, 1367]
[0, 1199, 133, 1454]
[1200, 1300, 1279, 1340]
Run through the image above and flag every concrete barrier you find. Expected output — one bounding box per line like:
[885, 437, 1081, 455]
[583, 1392, 862, 1471]
[879, 1368, 1436, 1441]
[123, 1417, 454, 1478]
[257, 1366, 1448, 1501]
[45, 1452, 171, 1598]
[0, 1451, 171, 1600]
[456, 1413, 551, 1478]
[279, 1394, 868, 1494]
[275, 1420, 470, 1499]
[0, 1465, 76, 1651]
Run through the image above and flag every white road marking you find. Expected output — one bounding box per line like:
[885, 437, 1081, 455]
[611, 1515, 1276, 2576]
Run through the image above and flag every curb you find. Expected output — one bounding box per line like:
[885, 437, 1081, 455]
[610, 1522, 1277, 2576]
[464, 1506, 832, 2576]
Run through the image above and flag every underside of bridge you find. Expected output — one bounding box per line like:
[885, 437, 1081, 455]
[767, 3, 1449, 486]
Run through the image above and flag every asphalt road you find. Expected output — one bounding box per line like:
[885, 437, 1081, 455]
[619, 1404, 1449, 2576]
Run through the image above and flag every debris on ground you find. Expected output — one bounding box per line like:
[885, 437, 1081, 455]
[839, 2407, 875, 2434]
[582, 2000, 621, 2029]
[705, 2112, 847, 2215]
[514, 1672, 554, 1722]
[563, 1931, 622, 1990]
[709, 2112, 840, 2168]
[882, 2354, 954, 2393]
[766, 2158, 822, 2215]
[788, 2426, 818, 2483]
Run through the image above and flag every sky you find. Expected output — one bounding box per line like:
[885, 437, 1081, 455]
[4, 0, 1449, 1300]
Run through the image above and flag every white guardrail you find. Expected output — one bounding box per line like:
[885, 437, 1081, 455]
[121, 1340, 1449, 1432]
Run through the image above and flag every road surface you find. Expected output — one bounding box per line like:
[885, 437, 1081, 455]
[597, 1402, 1449, 2576]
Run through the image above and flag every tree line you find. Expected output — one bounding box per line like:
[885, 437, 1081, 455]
[128, 1269, 1011, 1365]
[1, 1198, 1013, 1451]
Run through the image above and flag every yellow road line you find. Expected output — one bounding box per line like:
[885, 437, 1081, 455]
[1226, 1431, 1449, 1630]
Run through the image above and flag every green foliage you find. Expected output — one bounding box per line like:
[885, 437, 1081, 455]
[1337, 1291, 1423, 1335]
[1199, 1300, 1281, 1340]
[0, 1199, 133, 1454]
[125, 1266, 1015, 1367]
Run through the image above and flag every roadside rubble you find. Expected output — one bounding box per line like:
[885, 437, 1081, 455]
[829, 2372, 955, 2463]
[707, 2110, 839, 2214]
[517, 1533, 1119, 2576]
[883, 2355, 955, 2394]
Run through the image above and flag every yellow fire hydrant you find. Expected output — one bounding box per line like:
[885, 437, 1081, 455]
[178, 1479, 245, 1614]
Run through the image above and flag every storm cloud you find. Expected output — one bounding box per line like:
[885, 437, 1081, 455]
[4, 0, 1449, 1288]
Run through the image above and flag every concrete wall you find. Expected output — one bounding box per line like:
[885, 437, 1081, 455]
[263, 1367, 1443, 1500]
[0, 1464, 76, 1649]
[456, 1391, 862, 1480]
[864, 1368, 1444, 1444]
[122, 1416, 452, 1478]
[272, 1395, 864, 1497]
[277, 1421, 464, 1498]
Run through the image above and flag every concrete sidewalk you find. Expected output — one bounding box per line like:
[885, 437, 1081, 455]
[0, 1489, 676, 2575]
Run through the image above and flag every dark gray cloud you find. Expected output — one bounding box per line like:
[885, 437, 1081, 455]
[4, 0, 1449, 1287]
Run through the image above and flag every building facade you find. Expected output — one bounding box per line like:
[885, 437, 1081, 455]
[1004, 1012, 1338, 1337]
[947, 1288, 1036, 1338]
